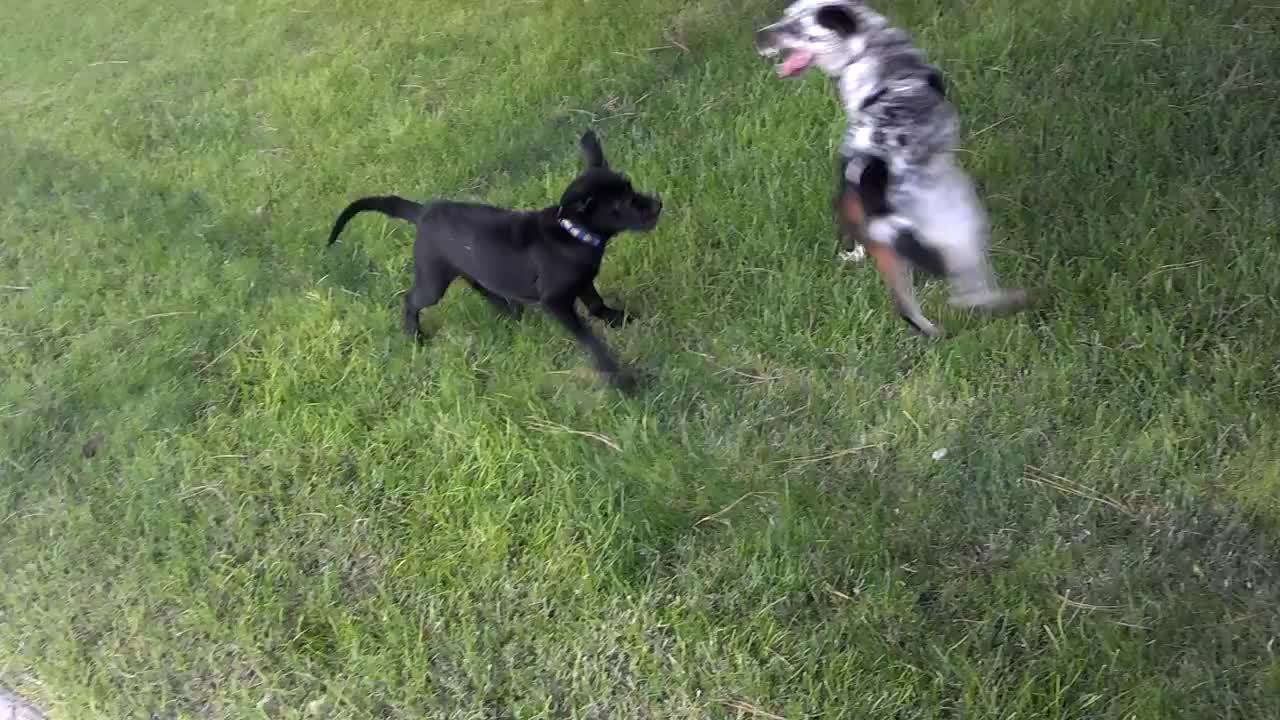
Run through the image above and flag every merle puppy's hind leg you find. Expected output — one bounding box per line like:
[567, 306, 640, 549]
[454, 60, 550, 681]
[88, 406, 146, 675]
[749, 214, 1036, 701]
[909, 159, 1030, 315]
[865, 242, 940, 338]
[943, 243, 1030, 315]
[946, 258, 1028, 314]
[403, 258, 456, 340]
[854, 157, 941, 337]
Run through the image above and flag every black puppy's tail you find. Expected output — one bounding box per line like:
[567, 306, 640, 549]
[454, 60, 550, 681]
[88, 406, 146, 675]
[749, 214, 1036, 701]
[327, 195, 424, 246]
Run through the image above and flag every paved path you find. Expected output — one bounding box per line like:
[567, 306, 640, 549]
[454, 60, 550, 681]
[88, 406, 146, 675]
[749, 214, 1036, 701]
[0, 688, 43, 720]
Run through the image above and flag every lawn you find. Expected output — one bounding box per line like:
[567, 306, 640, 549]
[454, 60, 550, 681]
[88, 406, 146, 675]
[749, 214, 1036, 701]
[2, 0, 1279, 717]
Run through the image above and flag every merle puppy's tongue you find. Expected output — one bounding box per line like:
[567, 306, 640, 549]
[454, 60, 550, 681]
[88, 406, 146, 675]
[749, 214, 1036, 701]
[778, 49, 814, 78]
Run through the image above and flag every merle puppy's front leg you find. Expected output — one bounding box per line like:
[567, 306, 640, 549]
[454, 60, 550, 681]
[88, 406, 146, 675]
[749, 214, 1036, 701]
[544, 298, 633, 389]
[834, 153, 867, 263]
[578, 284, 629, 327]
[835, 185, 868, 263]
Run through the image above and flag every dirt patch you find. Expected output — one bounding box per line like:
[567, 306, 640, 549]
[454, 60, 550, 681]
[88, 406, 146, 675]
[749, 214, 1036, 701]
[1, 688, 44, 720]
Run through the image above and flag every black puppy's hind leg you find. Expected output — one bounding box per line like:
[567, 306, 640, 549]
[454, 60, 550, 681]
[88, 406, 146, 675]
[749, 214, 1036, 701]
[467, 279, 524, 319]
[403, 260, 456, 341]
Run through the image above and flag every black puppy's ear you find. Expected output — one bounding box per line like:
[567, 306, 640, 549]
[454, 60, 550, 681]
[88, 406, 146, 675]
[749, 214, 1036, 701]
[559, 186, 594, 217]
[816, 4, 859, 36]
[579, 130, 608, 169]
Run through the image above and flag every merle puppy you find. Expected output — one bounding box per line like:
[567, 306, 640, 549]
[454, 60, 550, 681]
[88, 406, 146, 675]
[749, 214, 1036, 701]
[327, 131, 662, 389]
[755, 0, 1029, 337]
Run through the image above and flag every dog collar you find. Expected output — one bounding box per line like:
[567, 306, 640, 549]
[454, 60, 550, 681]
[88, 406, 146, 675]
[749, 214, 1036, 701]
[558, 218, 603, 248]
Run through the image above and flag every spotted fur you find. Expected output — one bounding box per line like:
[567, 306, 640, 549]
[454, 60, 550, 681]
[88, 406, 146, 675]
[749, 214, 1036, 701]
[756, 0, 1029, 337]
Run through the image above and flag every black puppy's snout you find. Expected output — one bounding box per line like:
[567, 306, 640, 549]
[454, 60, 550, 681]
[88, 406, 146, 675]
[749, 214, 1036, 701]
[754, 29, 773, 50]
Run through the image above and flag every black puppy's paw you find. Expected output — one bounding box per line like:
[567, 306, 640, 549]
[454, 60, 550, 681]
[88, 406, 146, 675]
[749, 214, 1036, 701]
[600, 307, 633, 328]
[495, 302, 526, 320]
[606, 367, 639, 393]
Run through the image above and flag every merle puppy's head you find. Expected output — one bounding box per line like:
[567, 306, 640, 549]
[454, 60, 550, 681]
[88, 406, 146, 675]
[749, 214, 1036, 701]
[558, 131, 662, 235]
[754, 0, 888, 78]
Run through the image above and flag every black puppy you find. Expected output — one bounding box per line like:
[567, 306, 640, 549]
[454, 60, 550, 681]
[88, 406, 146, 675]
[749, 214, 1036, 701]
[326, 131, 662, 389]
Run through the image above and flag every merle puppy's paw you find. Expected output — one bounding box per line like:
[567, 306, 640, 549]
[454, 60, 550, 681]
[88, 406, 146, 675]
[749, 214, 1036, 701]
[950, 289, 1032, 315]
[839, 246, 867, 264]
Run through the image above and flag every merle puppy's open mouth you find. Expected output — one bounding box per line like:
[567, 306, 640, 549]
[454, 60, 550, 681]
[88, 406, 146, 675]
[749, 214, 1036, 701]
[755, 29, 814, 79]
[775, 47, 815, 78]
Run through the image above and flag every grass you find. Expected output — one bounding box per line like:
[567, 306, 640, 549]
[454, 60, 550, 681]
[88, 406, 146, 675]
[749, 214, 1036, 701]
[2, 0, 1280, 716]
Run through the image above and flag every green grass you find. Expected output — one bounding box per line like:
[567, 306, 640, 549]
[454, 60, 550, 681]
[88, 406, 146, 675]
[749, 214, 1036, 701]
[3, 0, 1280, 716]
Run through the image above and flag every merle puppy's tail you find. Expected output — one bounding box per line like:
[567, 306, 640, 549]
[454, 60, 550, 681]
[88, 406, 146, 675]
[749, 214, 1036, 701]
[327, 195, 424, 246]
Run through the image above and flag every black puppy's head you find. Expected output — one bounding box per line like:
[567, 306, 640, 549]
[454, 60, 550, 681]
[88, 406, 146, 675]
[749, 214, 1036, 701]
[558, 131, 662, 235]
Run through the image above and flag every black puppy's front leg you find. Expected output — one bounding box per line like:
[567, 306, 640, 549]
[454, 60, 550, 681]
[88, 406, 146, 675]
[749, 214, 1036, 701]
[544, 299, 633, 390]
[578, 284, 629, 327]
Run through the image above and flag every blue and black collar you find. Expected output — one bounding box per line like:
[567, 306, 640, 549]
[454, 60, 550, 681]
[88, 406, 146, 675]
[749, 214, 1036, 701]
[557, 217, 603, 248]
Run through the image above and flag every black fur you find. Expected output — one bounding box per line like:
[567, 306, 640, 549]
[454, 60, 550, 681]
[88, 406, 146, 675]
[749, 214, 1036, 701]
[759, 1, 1032, 337]
[855, 156, 891, 216]
[893, 231, 946, 277]
[327, 131, 662, 390]
[836, 154, 947, 276]
[816, 5, 859, 35]
[850, 157, 946, 276]
[327, 196, 422, 241]
[833, 154, 860, 253]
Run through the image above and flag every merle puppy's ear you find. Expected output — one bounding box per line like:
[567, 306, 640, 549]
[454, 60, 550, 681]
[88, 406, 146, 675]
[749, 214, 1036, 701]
[816, 4, 859, 36]
[579, 130, 608, 169]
